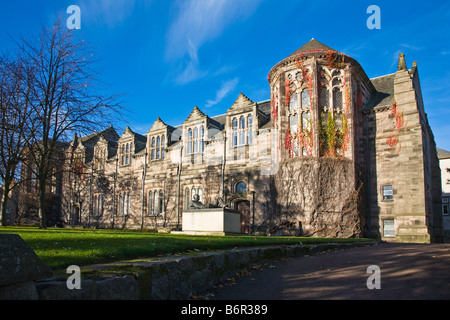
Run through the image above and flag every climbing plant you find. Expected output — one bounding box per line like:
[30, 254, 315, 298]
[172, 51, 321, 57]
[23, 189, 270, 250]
[386, 101, 407, 153]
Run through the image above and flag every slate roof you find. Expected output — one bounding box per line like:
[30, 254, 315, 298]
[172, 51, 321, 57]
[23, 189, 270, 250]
[437, 148, 450, 159]
[364, 73, 396, 110]
[289, 38, 337, 57]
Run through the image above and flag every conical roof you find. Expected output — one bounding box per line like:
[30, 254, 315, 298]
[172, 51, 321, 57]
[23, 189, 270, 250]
[289, 38, 337, 57]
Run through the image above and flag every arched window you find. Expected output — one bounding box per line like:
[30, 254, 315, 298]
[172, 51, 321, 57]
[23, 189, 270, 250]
[302, 111, 311, 131]
[247, 114, 253, 145]
[301, 89, 310, 110]
[156, 136, 160, 160]
[320, 87, 329, 112]
[193, 127, 199, 153]
[188, 129, 193, 154]
[239, 116, 246, 145]
[200, 126, 205, 152]
[185, 188, 190, 209]
[333, 89, 343, 112]
[289, 91, 298, 112]
[148, 191, 153, 216]
[118, 194, 123, 216]
[151, 137, 156, 160]
[236, 181, 247, 193]
[191, 187, 196, 200]
[161, 135, 165, 159]
[198, 187, 203, 203]
[232, 118, 238, 147]
[159, 190, 164, 214]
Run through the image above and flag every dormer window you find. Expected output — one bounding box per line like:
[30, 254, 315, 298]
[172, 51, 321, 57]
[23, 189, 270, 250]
[151, 134, 165, 161]
[95, 148, 106, 170]
[121, 142, 133, 166]
[187, 125, 204, 154]
[232, 114, 253, 147]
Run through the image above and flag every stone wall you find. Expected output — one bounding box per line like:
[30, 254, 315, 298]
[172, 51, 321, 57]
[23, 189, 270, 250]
[260, 157, 364, 238]
[34, 242, 375, 300]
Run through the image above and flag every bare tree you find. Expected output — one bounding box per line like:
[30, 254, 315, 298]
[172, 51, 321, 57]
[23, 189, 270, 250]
[16, 19, 122, 228]
[0, 53, 37, 226]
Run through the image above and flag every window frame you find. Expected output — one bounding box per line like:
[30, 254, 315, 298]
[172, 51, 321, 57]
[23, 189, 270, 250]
[383, 219, 395, 237]
[382, 185, 394, 201]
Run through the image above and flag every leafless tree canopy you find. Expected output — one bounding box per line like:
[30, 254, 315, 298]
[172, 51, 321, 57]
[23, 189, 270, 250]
[0, 19, 123, 227]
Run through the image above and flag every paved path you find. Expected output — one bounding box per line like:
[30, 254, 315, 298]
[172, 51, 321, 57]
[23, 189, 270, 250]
[209, 242, 450, 300]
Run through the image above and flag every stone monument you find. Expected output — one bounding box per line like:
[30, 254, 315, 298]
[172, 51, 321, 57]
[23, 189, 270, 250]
[174, 195, 241, 236]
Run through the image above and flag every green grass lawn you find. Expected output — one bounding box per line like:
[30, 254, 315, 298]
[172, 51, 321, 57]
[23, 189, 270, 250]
[0, 226, 374, 271]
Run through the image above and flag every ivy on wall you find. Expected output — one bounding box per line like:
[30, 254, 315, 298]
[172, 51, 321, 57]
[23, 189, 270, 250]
[386, 101, 407, 153]
[270, 49, 351, 159]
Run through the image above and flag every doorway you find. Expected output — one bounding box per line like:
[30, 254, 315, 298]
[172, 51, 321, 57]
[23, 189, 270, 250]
[236, 200, 250, 234]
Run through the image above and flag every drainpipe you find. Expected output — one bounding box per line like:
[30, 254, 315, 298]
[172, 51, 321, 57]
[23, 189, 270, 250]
[112, 157, 118, 229]
[141, 149, 148, 230]
[222, 133, 226, 200]
[88, 162, 93, 228]
[176, 144, 183, 230]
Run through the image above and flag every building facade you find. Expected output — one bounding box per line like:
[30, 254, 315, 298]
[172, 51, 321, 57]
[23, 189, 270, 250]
[438, 148, 450, 239]
[19, 39, 444, 243]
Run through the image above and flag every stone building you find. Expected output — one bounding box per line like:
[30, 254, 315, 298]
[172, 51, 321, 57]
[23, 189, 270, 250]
[19, 39, 444, 243]
[437, 148, 450, 239]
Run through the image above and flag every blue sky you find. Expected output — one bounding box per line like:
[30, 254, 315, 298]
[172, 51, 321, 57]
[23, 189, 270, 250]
[0, 0, 449, 150]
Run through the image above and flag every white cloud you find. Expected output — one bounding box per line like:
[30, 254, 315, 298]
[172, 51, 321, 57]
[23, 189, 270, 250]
[205, 78, 239, 108]
[165, 0, 262, 84]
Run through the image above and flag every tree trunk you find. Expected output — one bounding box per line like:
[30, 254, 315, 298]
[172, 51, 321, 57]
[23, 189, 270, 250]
[1, 190, 10, 226]
[38, 176, 47, 229]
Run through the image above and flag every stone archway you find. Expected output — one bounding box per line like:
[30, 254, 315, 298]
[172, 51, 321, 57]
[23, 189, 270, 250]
[235, 200, 251, 234]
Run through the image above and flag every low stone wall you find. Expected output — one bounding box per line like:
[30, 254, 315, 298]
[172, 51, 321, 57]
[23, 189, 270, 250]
[33, 241, 377, 300]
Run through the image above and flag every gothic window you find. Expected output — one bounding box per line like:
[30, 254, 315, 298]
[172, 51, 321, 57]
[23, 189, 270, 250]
[289, 91, 298, 112]
[191, 186, 196, 200]
[239, 116, 246, 145]
[118, 194, 123, 216]
[188, 129, 193, 154]
[185, 188, 190, 209]
[120, 193, 130, 216]
[94, 194, 103, 216]
[187, 126, 204, 154]
[301, 89, 310, 110]
[198, 187, 203, 203]
[156, 136, 161, 160]
[332, 77, 342, 87]
[148, 191, 153, 215]
[200, 126, 205, 152]
[151, 137, 156, 160]
[247, 114, 253, 145]
[194, 127, 199, 153]
[154, 191, 159, 215]
[289, 113, 299, 157]
[161, 135, 166, 159]
[333, 89, 343, 112]
[149, 134, 166, 160]
[158, 190, 164, 215]
[302, 111, 311, 131]
[320, 87, 329, 112]
[232, 117, 238, 147]
[121, 143, 133, 166]
[233, 114, 253, 147]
